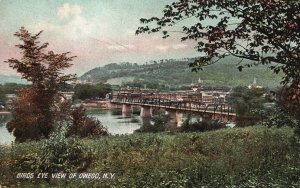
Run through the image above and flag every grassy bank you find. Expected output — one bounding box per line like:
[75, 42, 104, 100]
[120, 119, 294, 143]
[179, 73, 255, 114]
[1, 126, 299, 187]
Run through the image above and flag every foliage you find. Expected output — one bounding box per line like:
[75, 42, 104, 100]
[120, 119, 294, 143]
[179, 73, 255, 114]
[0, 83, 27, 110]
[83, 57, 282, 89]
[35, 124, 93, 174]
[73, 83, 111, 100]
[136, 111, 170, 133]
[228, 86, 267, 126]
[0, 114, 12, 124]
[70, 105, 108, 138]
[1, 124, 94, 186]
[4, 28, 107, 141]
[122, 79, 165, 90]
[256, 99, 300, 135]
[6, 88, 56, 142]
[136, 0, 300, 128]
[5, 27, 75, 142]
[258, 104, 298, 128]
[0, 83, 27, 100]
[180, 113, 226, 132]
[136, 0, 300, 86]
[277, 86, 300, 127]
[1, 126, 299, 187]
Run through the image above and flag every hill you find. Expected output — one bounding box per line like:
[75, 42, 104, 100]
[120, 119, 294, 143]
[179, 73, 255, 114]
[81, 57, 283, 89]
[0, 76, 28, 85]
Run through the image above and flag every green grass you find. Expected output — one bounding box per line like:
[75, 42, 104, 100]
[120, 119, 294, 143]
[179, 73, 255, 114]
[106, 77, 135, 85]
[1, 126, 299, 187]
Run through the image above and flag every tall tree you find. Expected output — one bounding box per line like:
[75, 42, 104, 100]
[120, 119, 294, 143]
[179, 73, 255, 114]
[5, 27, 75, 142]
[228, 86, 266, 126]
[136, 0, 300, 126]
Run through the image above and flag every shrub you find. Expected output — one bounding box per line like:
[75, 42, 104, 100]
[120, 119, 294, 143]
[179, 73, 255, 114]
[136, 112, 170, 133]
[35, 124, 93, 174]
[257, 104, 298, 128]
[180, 114, 226, 132]
[1, 126, 300, 187]
[69, 105, 108, 138]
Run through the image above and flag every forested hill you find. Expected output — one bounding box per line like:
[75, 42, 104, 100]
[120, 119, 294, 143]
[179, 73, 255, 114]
[80, 57, 283, 89]
[0, 75, 28, 84]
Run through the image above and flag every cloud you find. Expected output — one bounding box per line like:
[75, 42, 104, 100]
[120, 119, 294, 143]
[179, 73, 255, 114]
[107, 45, 127, 51]
[155, 43, 187, 51]
[172, 44, 187, 49]
[29, 3, 98, 39]
[155, 45, 169, 51]
[107, 44, 134, 51]
[57, 3, 81, 19]
[0, 36, 22, 76]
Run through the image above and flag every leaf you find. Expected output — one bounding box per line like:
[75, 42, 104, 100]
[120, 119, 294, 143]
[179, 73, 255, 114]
[237, 66, 244, 71]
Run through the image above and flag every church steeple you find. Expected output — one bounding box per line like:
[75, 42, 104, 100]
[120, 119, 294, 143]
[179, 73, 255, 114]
[248, 77, 263, 89]
[253, 77, 257, 85]
[198, 77, 203, 84]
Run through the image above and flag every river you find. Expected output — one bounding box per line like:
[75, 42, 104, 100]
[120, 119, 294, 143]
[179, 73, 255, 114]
[0, 110, 142, 145]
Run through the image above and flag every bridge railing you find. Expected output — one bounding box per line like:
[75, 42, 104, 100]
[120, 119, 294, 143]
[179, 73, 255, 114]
[111, 97, 235, 115]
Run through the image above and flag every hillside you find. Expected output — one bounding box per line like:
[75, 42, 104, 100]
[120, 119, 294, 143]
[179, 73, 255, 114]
[0, 76, 28, 85]
[81, 57, 283, 89]
[1, 126, 299, 187]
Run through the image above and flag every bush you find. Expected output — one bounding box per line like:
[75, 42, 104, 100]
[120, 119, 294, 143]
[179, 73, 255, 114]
[257, 104, 298, 128]
[36, 124, 93, 174]
[135, 112, 170, 133]
[1, 126, 300, 187]
[180, 114, 226, 132]
[69, 105, 108, 138]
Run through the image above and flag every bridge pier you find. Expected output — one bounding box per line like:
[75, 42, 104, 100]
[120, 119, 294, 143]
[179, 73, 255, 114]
[166, 109, 184, 128]
[140, 106, 152, 118]
[106, 102, 113, 109]
[176, 111, 183, 127]
[122, 104, 132, 117]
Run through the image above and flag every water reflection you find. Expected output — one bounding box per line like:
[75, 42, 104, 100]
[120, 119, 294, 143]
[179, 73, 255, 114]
[87, 110, 142, 135]
[0, 114, 14, 145]
[0, 110, 143, 145]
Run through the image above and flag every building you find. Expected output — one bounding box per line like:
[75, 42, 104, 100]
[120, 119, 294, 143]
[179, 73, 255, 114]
[248, 78, 263, 89]
[191, 78, 204, 91]
[59, 92, 75, 101]
[4, 94, 18, 110]
[83, 74, 93, 85]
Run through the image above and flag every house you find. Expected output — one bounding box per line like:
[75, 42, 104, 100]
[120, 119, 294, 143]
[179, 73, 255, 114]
[4, 94, 18, 110]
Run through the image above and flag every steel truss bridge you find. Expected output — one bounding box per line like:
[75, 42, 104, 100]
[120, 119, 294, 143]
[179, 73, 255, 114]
[111, 95, 237, 122]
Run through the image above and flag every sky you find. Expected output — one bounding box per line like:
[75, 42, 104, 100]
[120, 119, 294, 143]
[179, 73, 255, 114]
[0, 0, 199, 77]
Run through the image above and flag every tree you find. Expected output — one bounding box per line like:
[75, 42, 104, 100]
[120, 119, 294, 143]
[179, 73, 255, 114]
[136, 0, 300, 127]
[73, 83, 112, 100]
[5, 27, 76, 142]
[228, 86, 266, 126]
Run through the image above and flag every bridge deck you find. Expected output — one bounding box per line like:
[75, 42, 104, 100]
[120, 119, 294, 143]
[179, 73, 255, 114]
[111, 101, 236, 116]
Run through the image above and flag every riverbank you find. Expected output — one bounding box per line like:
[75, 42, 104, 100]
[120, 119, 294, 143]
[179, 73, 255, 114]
[0, 109, 142, 145]
[0, 111, 11, 115]
[1, 126, 299, 187]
